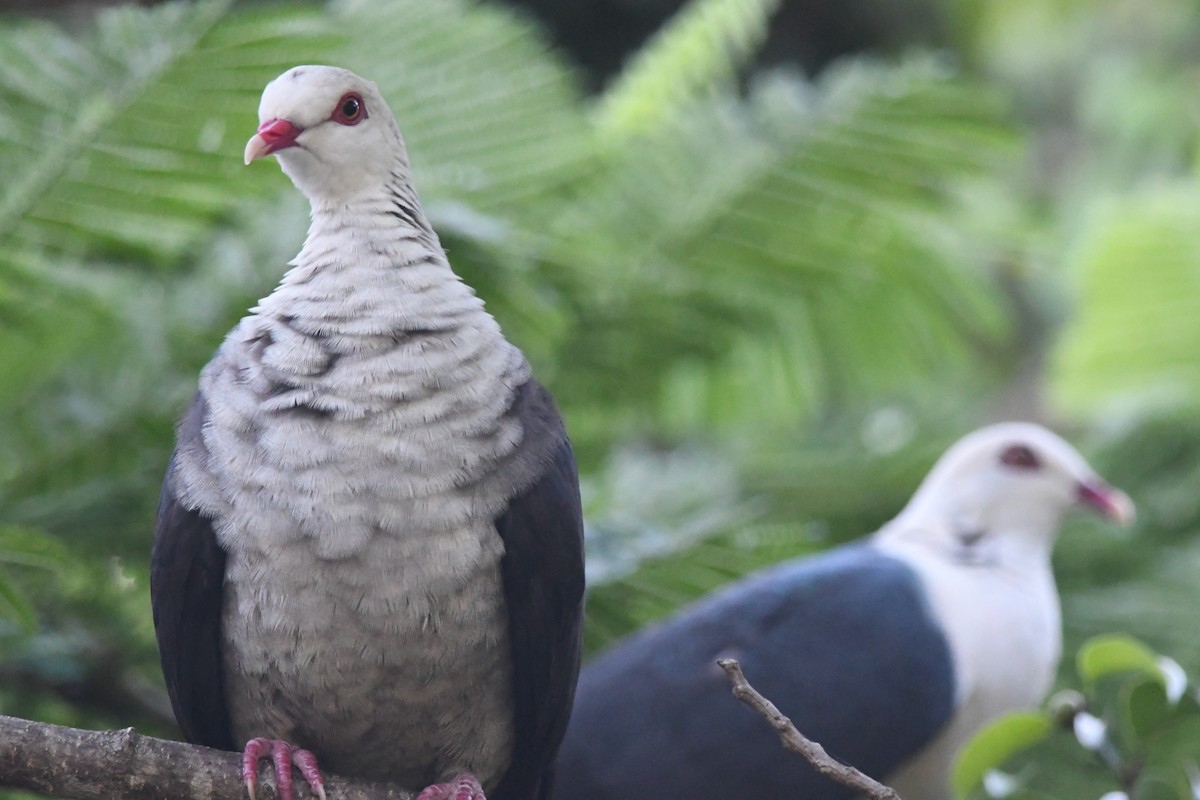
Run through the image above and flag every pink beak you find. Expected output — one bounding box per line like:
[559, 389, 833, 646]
[244, 118, 301, 165]
[1077, 480, 1135, 526]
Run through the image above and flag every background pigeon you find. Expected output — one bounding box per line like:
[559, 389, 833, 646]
[551, 422, 1133, 800]
[151, 65, 585, 800]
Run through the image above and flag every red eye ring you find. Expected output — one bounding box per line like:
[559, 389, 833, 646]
[1000, 443, 1040, 470]
[332, 92, 367, 126]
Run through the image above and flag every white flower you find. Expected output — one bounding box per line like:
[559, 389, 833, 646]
[1158, 656, 1188, 705]
[1184, 761, 1200, 799]
[1073, 712, 1108, 751]
[982, 769, 1020, 798]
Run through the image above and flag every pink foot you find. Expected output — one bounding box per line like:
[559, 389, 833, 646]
[415, 772, 487, 800]
[242, 737, 327, 800]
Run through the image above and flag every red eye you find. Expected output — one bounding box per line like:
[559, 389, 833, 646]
[332, 92, 366, 126]
[1000, 444, 1040, 470]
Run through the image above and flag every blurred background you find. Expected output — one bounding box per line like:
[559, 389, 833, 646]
[0, 0, 1197, 796]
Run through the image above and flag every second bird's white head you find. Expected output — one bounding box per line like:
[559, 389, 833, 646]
[880, 422, 1134, 564]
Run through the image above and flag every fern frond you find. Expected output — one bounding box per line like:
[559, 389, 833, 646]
[0, 0, 331, 264]
[331, 0, 590, 211]
[547, 59, 1017, 435]
[594, 0, 781, 141]
[1051, 184, 1200, 418]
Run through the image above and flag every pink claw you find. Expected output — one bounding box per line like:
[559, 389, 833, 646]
[242, 737, 327, 800]
[415, 772, 487, 800]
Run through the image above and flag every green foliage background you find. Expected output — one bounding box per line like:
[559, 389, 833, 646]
[0, 0, 1198, 797]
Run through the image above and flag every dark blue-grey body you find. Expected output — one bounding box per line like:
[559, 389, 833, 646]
[551, 545, 955, 800]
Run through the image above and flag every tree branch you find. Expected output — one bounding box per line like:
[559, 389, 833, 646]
[717, 658, 903, 800]
[0, 714, 412, 800]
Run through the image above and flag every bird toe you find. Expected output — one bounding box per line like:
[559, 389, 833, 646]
[415, 772, 487, 800]
[241, 737, 325, 800]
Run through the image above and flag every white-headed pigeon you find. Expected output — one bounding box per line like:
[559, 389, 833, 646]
[551, 422, 1133, 800]
[150, 66, 585, 800]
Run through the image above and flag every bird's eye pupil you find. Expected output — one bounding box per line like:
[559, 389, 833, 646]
[332, 93, 366, 126]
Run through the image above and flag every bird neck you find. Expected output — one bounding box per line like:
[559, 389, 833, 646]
[306, 167, 436, 237]
[875, 507, 1058, 576]
[231, 185, 524, 429]
[254, 177, 491, 343]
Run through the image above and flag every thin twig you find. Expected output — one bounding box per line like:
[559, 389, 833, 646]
[717, 658, 903, 800]
[0, 714, 412, 800]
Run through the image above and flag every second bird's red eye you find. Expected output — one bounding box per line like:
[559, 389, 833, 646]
[1000, 443, 1040, 470]
[332, 92, 366, 126]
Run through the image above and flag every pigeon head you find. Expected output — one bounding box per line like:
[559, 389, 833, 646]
[884, 422, 1133, 562]
[245, 65, 407, 204]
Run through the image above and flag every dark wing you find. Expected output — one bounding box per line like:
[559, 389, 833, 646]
[490, 381, 586, 800]
[551, 544, 957, 800]
[149, 393, 235, 751]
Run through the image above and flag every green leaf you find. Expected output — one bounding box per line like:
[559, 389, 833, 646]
[558, 59, 1016, 434]
[0, 0, 333, 265]
[952, 712, 1053, 799]
[1051, 184, 1200, 420]
[1077, 634, 1162, 684]
[1133, 769, 1190, 800]
[595, 0, 782, 140]
[0, 575, 37, 634]
[0, 526, 67, 633]
[0, 526, 68, 572]
[1122, 674, 1172, 749]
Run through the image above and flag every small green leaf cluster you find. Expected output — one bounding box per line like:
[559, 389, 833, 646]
[956, 635, 1200, 800]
